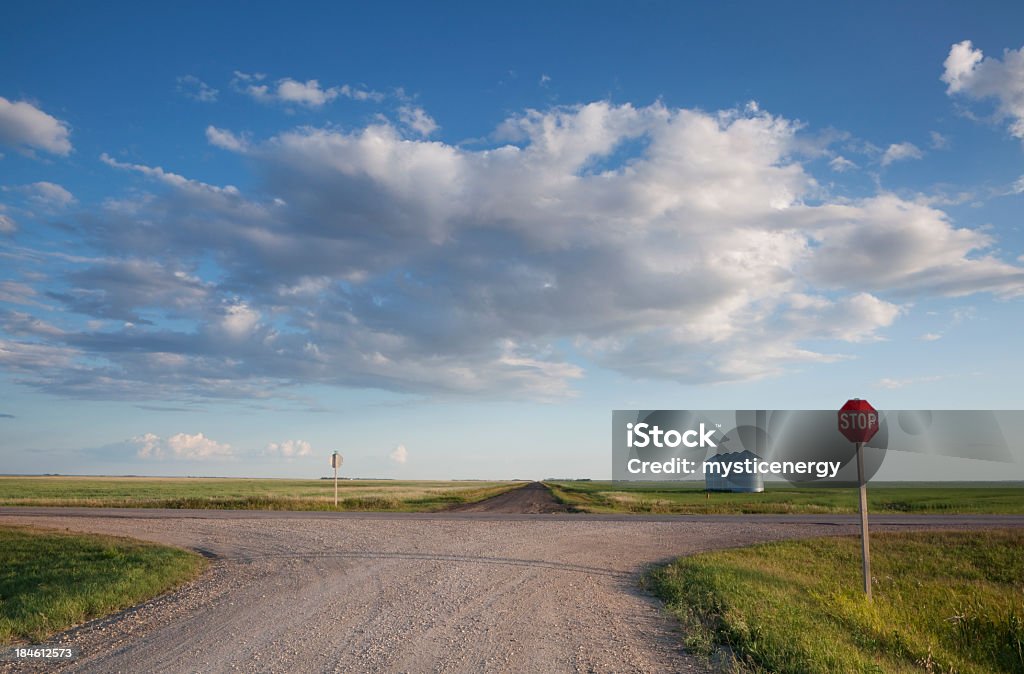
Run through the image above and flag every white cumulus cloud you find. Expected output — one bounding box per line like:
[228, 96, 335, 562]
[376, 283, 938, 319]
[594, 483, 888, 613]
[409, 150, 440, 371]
[880, 142, 923, 166]
[277, 78, 337, 106]
[28, 181, 75, 208]
[389, 444, 408, 465]
[0, 96, 72, 156]
[829, 155, 857, 172]
[133, 432, 234, 460]
[206, 125, 249, 152]
[942, 40, 1024, 139]
[929, 131, 949, 149]
[398, 105, 438, 137]
[266, 439, 313, 457]
[177, 75, 218, 102]
[233, 72, 383, 107]
[220, 301, 260, 338]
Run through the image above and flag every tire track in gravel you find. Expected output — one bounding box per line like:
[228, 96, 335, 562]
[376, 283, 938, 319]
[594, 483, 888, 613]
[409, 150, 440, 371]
[2, 510, 1022, 673]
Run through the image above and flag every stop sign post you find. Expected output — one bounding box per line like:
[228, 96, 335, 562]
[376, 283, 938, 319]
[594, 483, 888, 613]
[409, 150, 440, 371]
[331, 451, 343, 506]
[838, 399, 879, 600]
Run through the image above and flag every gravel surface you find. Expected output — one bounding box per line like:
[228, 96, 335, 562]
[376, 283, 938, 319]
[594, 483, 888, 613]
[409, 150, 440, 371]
[448, 482, 572, 513]
[2, 495, 1022, 674]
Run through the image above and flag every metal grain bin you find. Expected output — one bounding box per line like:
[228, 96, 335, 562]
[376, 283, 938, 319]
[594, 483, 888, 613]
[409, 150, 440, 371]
[703, 450, 765, 493]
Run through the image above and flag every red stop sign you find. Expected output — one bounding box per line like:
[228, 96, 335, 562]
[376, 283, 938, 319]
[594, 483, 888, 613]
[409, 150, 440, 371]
[838, 399, 879, 443]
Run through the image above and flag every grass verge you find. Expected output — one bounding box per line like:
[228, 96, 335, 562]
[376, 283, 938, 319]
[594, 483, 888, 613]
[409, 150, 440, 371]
[644, 529, 1024, 673]
[546, 481, 1024, 514]
[0, 477, 522, 511]
[0, 526, 206, 645]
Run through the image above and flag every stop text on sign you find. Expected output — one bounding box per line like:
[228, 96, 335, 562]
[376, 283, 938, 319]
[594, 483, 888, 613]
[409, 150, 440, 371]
[839, 411, 877, 431]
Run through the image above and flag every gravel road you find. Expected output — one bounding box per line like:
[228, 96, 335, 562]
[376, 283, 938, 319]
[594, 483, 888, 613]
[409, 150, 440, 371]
[2, 488, 1022, 674]
[448, 481, 572, 513]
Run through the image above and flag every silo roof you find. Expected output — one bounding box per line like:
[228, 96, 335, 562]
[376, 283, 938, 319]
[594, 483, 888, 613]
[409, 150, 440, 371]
[704, 449, 763, 464]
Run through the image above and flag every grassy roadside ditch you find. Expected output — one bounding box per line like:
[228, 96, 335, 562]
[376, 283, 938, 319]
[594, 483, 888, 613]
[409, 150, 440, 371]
[0, 526, 206, 645]
[644, 530, 1024, 673]
[0, 477, 523, 511]
[546, 481, 1024, 514]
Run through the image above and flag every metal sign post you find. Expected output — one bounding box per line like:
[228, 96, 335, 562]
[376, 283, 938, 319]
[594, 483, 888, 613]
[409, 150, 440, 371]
[331, 451, 343, 506]
[838, 398, 880, 600]
[855, 440, 870, 598]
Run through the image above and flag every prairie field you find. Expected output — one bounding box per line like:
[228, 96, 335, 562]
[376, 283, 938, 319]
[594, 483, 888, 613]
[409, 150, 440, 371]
[546, 480, 1024, 514]
[0, 477, 522, 511]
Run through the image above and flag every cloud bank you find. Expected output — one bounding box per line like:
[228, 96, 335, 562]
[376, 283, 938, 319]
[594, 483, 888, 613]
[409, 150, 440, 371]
[2, 100, 1023, 403]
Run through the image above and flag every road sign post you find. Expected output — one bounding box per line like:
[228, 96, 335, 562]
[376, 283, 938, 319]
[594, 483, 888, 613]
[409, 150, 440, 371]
[331, 451, 343, 507]
[838, 398, 880, 600]
[855, 440, 870, 597]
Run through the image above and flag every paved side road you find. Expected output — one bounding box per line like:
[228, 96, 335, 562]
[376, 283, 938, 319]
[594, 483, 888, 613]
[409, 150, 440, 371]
[2, 508, 1022, 674]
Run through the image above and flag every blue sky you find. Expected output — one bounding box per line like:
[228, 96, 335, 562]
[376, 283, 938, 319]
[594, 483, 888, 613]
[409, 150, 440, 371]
[2, 1, 1024, 480]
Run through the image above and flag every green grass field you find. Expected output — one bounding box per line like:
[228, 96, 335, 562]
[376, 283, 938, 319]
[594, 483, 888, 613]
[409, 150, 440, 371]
[645, 530, 1024, 673]
[0, 526, 206, 645]
[546, 480, 1024, 514]
[0, 477, 522, 511]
